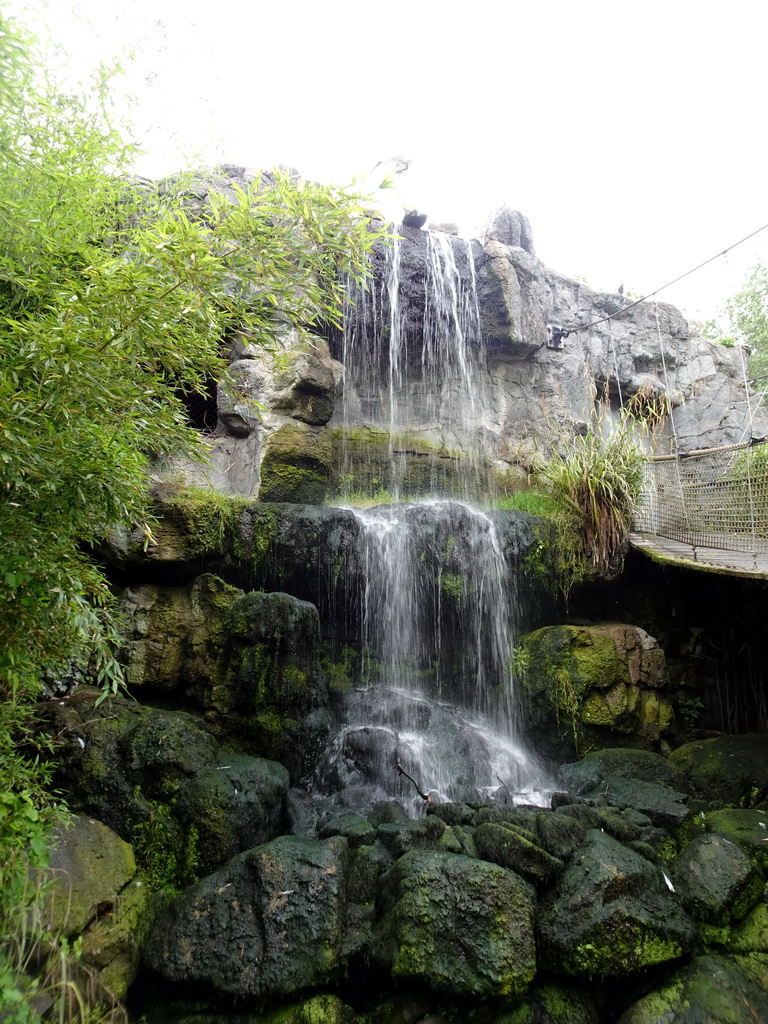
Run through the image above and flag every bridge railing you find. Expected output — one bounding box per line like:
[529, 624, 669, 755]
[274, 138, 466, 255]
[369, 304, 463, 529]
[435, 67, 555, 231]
[633, 440, 768, 556]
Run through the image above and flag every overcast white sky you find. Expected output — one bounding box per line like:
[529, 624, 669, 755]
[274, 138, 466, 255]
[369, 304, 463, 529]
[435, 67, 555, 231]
[6, 0, 768, 322]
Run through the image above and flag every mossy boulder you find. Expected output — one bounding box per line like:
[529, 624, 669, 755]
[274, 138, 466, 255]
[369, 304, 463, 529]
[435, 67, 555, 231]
[144, 835, 350, 1000]
[705, 808, 768, 869]
[668, 734, 768, 807]
[256, 994, 358, 1024]
[474, 822, 564, 882]
[208, 590, 328, 776]
[259, 422, 332, 503]
[374, 816, 446, 858]
[318, 812, 376, 849]
[116, 574, 243, 691]
[45, 816, 138, 936]
[519, 624, 672, 760]
[493, 982, 602, 1024]
[559, 747, 688, 795]
[373, 849, 536, 998]
[536, 812, 590, 861]
[48, 691, 289, 882]
[672, 833, 763, 925]
[538, 830, 695, 977]
[45, 817, 154, 999]
[582, 777, 690, 830]
[617, 953, 768, 1023]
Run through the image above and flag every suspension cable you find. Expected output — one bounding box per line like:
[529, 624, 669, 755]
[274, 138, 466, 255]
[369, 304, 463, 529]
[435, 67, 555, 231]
[561, 220, 768, 338]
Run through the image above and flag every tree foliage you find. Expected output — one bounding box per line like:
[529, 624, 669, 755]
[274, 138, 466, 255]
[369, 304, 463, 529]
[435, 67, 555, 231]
[0, 8, 385, 1014]
[0, 12, 384, 698]
[723, 259, 768, 382]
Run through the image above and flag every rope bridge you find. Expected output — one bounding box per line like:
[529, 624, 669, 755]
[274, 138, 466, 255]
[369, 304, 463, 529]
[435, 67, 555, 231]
[632, 439, 768, 573]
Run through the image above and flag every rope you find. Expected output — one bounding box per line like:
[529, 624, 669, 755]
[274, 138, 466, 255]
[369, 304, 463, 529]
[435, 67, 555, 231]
[560, 219, 768, 338]
[648, 437, 768, 462]
[735, 345, 759, 561]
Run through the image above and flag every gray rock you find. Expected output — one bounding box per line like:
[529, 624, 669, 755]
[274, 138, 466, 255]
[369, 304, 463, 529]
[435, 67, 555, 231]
[375, 816, 446, 858]
[538, 830, 695, 977]
[582, 777, 690, 830]
[672, 833, 763, 924]
[373, 849, 536, 997]
[559, 747, 688, 795]
[668, 734, 768, 806]
[145, 835, 350, 999]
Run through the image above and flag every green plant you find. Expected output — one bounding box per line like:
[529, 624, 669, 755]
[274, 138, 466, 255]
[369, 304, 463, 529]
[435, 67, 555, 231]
[509, 645, 530, 676]
[678, 695, 705, 727]
[541, 405, 646, 575]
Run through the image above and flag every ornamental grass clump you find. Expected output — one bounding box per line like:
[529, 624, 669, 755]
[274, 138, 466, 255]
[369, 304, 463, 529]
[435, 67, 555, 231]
[543, 416, 646, 575]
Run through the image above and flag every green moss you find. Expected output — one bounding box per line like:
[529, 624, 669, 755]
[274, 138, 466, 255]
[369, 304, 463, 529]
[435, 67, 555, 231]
[255, 994, 358, 1024]
[320, 644, 358, 693]
[439, 572, 465, 600]
[699, 922, 732, 946]
[259, 460, 329, 504]
[158, 485, 252, 557]
[569, 928, 684, 977]
[240, 506, 277, 565]
[129, 803, 200, 893]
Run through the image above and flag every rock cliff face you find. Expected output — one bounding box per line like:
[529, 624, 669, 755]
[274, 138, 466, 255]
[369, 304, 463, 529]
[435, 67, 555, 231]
[161, 168, 767, 500]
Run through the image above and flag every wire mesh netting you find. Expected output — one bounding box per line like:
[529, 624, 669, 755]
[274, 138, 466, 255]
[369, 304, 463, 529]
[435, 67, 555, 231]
[634, 441, 768, 556]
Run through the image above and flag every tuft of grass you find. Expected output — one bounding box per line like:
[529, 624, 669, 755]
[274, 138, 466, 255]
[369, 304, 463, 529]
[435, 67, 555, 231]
[541, 413, 646, 575]
[492, 489, 560, 516]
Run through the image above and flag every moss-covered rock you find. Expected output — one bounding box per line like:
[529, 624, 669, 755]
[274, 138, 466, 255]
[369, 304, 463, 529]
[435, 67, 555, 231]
[373, 849, 536, 998]
[375, 816, 446, 858]
[318, 812, 376, 849]
[582, 777, 690, 830]
[518, 624, 673, 760]
[617, 953, 768, 1023]
[668, 735, 768, 807]
[705, 808, 768, 869]
[48, 691, 288, 883]
[474, 822, 564, 882]
[44, 816, 155, 1000]
[259, 422, 332, 503]
[538, 830, 695, 977]
[728, 902, 768, 953]
[208, 590, 328, 776]
[256, 994, 358, 1024]
[117, 573, 243, 691]
[79, 877, 155, 999]
[672, 833, 763, 925]
[330, 425, 478, 500]
[559, 748, 688, 794]
[46, 817, 137, 936]
[492, 982, 603, 1024]
[145, 836, 350, 1000]
[536, 812, 590, 861]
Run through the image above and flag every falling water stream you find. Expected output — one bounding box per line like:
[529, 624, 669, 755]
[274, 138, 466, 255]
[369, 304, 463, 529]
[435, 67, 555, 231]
[324, 228, 550, 812]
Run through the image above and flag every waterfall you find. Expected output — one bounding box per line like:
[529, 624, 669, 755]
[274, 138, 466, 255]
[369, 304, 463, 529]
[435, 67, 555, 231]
[323, 228, 549, 813]
[336, 229, 491, 500]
